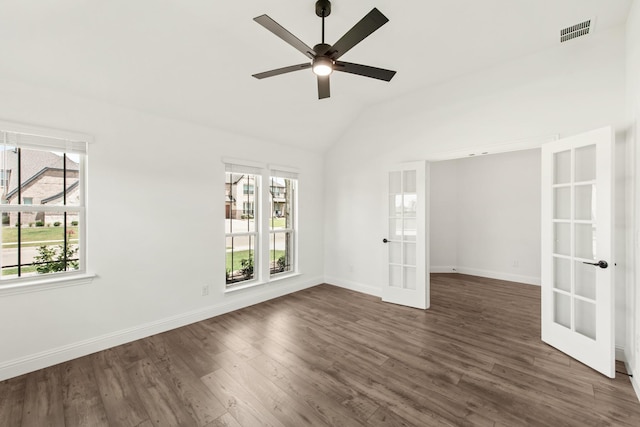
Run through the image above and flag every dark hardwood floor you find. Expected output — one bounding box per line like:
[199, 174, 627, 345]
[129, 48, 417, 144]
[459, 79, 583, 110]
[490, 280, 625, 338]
[1, 273, 640, 426]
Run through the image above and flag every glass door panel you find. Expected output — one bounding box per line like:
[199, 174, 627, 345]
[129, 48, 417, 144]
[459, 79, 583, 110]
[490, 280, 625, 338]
[575, 224, 596, 260]
[575, 145, 596, 182]
[554, 187, 571, 219]
[553, 257, 571, 292]
[575, 300, 596, 340]
[574, 261, 596, 300]
[554, 292, 571, 328]
[554, 223, 571, 256]
[554, 150, 571, 184]
[575, 185, 596, 221]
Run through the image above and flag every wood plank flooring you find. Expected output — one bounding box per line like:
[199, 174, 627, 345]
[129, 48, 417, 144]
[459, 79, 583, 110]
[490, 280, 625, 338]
[2, 273, 640, 426]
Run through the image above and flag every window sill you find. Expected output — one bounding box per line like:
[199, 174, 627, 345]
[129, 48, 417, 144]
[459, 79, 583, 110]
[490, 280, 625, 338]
[0, 272, 96, 297]
[224, 280, 267, 294]
[269, 271, 301, 283]
[224, 272, 301, 294]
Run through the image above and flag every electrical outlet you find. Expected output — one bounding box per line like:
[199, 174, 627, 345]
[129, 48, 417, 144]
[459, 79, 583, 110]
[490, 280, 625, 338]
[512, 260, 519, 267]
[201, 285, 209, 297]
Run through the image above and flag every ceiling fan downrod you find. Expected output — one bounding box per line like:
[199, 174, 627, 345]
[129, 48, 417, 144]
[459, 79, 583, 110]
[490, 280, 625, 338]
[315, 0, 331, 44]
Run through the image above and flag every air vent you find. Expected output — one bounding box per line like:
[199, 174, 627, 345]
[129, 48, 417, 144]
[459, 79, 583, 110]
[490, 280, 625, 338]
[560, 20, 591, 43]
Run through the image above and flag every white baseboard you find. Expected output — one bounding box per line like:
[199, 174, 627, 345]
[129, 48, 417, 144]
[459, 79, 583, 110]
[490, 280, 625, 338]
[624, 360, 640, 403]
[324, 276, 381, 297]
[430, 266, 457, 273]
[453, 266, 541, 286]
[616, 346, 626, 362]
[0, 276, 323, 382]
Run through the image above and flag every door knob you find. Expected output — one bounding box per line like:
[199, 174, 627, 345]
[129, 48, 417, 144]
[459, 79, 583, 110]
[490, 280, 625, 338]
[582, 260, 608, 269]
[382, 238, 389, 243]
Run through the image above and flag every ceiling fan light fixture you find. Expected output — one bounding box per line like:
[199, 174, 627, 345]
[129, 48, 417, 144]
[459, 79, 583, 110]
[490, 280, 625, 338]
[312, 56, 333, 76]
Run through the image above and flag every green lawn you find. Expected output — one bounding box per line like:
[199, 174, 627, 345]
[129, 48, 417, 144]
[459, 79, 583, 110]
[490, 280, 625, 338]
[2, 226, 79, 246]
[269, 217, 288, 229]
[226, 250, 285, 272]
[1, 265, 37, 276]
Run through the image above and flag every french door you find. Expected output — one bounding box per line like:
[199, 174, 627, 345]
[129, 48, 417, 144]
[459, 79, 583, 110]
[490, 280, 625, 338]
[541, 126, 614, 377]
[382, 161, 429, 309]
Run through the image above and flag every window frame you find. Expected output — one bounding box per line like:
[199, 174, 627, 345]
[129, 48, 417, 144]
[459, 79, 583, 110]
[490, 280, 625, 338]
[224, 160, 299, 291]
[0, 121, 93, 295]
[225, 168, 261, 287]
[268, 175, 297, 277]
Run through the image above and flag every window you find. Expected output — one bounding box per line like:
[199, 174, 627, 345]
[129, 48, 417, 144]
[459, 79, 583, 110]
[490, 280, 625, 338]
[242, 201, 255, 216]
[225, 168, 259, 285]
[269, 174, 296, 276]
[224, 162, 297, 288]
[0, 130, 87, 281]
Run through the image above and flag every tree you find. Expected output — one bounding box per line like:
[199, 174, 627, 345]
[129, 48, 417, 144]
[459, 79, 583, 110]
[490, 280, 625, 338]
[33, 241, 79, 274]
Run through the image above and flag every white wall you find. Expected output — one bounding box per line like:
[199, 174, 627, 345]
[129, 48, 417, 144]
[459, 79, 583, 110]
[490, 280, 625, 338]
[625, 0, 640, 392]
[324, 25, 626, 337]
[429, 161, 458, 271]
[325, 25, 625, 289]
[430, 150, 541, 284]
[0, 77, 325, 380]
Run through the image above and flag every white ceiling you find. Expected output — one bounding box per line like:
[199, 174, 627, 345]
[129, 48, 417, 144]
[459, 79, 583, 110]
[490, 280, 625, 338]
[0, 0, 633, 151]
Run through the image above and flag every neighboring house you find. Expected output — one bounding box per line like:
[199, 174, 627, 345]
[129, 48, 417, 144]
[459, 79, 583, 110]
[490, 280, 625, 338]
[0, 148, 79, 226]
[225, 173, 256, 220]
[270, 177, 286, 217]
[225, 174, 288, 220]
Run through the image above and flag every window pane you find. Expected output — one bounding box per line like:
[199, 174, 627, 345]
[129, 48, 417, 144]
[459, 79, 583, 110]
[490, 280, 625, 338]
[65, 154, 81, 207]
[0, 144, 17, 205]
[18, 148, 65, 207]
[225, 235, 256, 285]
[270, 177, 294, 230]
[1, 211, 79, 278]
[29, 213, 66, 276]
[270, 231, 293, 275]
[225, 172, 257, 233]
[1, 219, 18, 277]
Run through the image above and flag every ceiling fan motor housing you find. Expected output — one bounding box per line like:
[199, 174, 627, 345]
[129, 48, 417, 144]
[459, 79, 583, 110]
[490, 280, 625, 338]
[315, 0, 331, 17]
[313, 43, 331, 56]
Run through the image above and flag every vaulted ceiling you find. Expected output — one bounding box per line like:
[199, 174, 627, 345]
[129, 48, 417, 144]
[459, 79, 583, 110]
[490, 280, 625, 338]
[0, 0, 633, 151]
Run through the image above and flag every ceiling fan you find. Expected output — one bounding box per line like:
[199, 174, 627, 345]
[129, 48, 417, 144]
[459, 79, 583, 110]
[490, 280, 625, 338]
[252, 0, 396, 100]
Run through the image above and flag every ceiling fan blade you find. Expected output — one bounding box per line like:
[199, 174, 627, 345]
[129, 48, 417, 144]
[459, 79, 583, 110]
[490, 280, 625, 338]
[254, 15, 315, 59]
[334, 61, 396, 81]
[328, 8, 389, 60]
[253, 63, 311, 79]
[318, 76, 330, 99]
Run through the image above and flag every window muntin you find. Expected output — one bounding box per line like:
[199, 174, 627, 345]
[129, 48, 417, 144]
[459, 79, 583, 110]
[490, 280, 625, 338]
[225, 172, 259, 285]
[0, 131, 86, 281]
[269, 176, 296, 276]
